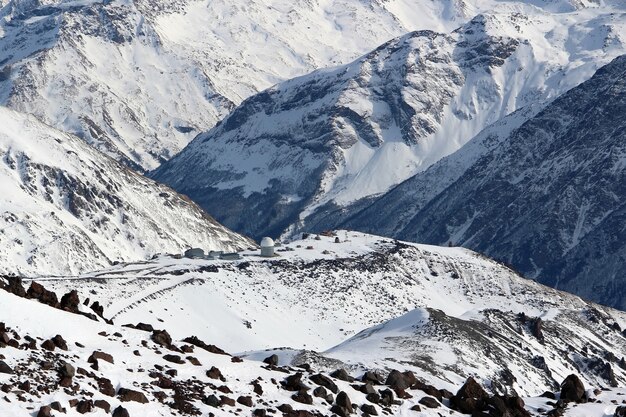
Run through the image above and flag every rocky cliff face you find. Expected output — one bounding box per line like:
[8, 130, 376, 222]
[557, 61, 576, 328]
[0, 107, 252, 277]
[343, 54, 626, 310]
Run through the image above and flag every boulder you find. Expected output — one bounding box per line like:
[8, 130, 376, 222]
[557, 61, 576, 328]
[118, 388, 149, 403]
[75, 399, 94, 414]
[94, 399, 110, 413]
[419, 396, 439, 408]
[385, 370, 414, 391]
[283, 373, 309, 391]
[59, 361, 75, 378]
[361, 404, 378, 416]
[0, 361, 13, 374]
[51, 335, 68, 350]
[96, 377, 115, 396]
[330, 369, 354, 382]
[163, 354, 185, 364]
[182, 336, 229, 355]
[3, 276, 26, 297]
[331, 391, 353, 416]
[204, 394, 220, 407]
[41, 339, 55, 351]
[206, 366, 225, 381]
[313, 386, 327, 398]
[60, 290, 80, 311]
[112, 406, 130, 417]
[292, 391, 313, 405]
[237, 396, 253, 407]
[362, 371, 383, 385]
[263, 354, 279, 366]
[310, 373, 339, 393]
[151, 330, 172, 347]
[88, 351, 114, 364]
[450, 377, 489, 414]
[27, 282, 58, 307]
[36, 406, 52, 417]
[560, 374, 586, 403]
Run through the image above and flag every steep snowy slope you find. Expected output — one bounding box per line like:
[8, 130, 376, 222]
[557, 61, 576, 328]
[0, 106, 252, 278]
[35, 232, 626, 396]
[152, 3, 626, 239]
[2, 284, 625, 417]
[1, 0, 623, 170]
[342, 54, 626, 311]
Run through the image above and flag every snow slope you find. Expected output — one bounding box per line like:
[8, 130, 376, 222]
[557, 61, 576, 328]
[0, 106, 252, 278]
[152, 2, 626, 240]
[34, 232, 626, 396]
[2, 285, 625, 417]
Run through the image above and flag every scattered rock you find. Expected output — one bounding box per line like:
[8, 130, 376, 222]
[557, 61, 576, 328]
[362, 371, 383, 385]
[94, 399, 111, 413]
[151, 330, 172, 348]
[361, 404, 378, 415]
[163, 354, 185, 364]
[36, 406, 53, 417]
[118, 388, 149, 403]
[263, 354, 279, 366]
[330, 369, 354, 382]
[206, 366, 225, 381]
[60, 290, 80, 312]
[292, 391, 313, 405]
[310, 373, 338, 393]
[76, 399, 94, 414]
[0, 361, 13, 374]
[385, 370, 416, 391]
[615, 406, 626, 417]
[182, 336, 229, 355]
[331, 391, 353, 416]
[560, 374, 586, 403]
[283, 373, 309, 392]
[88, 351, 114, 364]
[41, 339, 56, 351]
[418, 396, 439, 408]
[112, 405, 131, 417]
[237, 395, 253, 407]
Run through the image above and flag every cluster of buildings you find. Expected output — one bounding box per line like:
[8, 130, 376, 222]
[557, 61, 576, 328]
[183, 237, 276, 261]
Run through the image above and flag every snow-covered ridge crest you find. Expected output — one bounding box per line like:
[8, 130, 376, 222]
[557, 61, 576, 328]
[0, 106, 252, 277]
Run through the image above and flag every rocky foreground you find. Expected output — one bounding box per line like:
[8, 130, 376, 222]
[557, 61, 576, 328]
[1, 274, 626, 417]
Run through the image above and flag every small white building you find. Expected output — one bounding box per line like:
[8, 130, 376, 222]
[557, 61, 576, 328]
[260, 237, 275, 257]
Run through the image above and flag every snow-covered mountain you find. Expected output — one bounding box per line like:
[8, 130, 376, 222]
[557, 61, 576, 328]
[1, 0, 623, 170]
[34, 232, 626, 397]
[0, 106, 252, 278]
[339, 53, 626, 311]
[152, 2, 626, 240]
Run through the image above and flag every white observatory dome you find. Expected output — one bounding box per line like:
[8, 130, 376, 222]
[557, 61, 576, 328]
[260, 237, 275, 247]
